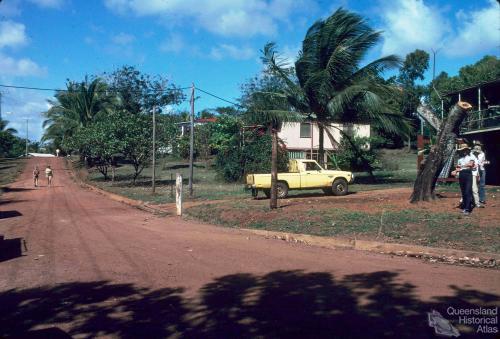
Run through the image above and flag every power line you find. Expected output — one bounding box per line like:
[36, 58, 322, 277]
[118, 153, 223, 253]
[0, 83, 244, 108]
[195, 87, 242, 107]
[0, 83, 192, 94]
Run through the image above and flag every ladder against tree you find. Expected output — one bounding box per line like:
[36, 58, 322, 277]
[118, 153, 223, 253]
[437, 147, 457, 182]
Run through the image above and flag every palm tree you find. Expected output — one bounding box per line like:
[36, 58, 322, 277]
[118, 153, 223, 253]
[262, 8, 410, 170]
[242, 69, 302, 209]
[42, 78, 115, 149]
[0, 118, 18, 134]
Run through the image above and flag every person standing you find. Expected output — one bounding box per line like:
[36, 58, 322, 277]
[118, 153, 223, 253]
[473, 145, 488, 205]
[453, 144, 475, 215]
[45, 165, 53, 187]
[470, 150, 482, 208]
[33, 166, 40, 187]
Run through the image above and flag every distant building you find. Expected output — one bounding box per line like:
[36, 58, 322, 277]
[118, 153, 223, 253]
[445, 78, 500, 185]
[278, 122, 371, 164]
[176, 117, 217, 136]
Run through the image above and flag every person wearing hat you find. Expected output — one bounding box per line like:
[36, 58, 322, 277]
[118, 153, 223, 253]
[454, 144, 475, 215]
[470, 149, 482, 208]
[473, 144, 488, 205]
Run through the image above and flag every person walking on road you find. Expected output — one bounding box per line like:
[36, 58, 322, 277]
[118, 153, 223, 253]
[45, 165, 53, 187]
[452, 144, 475, 215]
[33, 166, 40, 187]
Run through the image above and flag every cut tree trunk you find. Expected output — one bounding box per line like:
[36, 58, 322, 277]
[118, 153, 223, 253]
[417, 104, 442, 131]
[270, 127, 278, 210]
[410, 101, 472, 203]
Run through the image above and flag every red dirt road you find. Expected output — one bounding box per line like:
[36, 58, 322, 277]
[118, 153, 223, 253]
[1, 158, 499, 338]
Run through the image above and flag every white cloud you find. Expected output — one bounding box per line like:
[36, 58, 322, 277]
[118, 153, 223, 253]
[378, 0, 449, 56]
[27, 0, 65, 9]
[0, 20, 28, 48]
[280, 44, 301, 65]
[210, 44, 254, 60]
[446, 0, 499, 57]
[111, 32, 135, 45]
[104, 0, 308, 37]
[0, 85, 53, 141]
[378, 0, 499, 58]
[0, 52, 47, 77]
[159, 34, 185, 53]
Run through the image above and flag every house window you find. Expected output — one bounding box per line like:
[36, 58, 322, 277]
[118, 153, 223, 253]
[300, 123, 311, 138]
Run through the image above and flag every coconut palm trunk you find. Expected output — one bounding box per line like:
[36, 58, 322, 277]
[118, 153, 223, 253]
[270, 126, 278, 209]
[318, 124, 324, 166]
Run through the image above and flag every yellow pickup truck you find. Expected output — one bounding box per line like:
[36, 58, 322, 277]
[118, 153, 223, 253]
[246, 159, 354, 198]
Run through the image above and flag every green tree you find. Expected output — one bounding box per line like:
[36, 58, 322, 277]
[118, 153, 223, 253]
[118, 113, 156, 184]
[105, 65, 184, 114]
[68, 116, 124, 180]
[384, 49, 430, 148]
[242, 65, 301, 209]
[0, 119, 24, 157]
[261, 8, 409, 174]
[429, 55, 500, 113]
[42, 78, 115, 151]
[0, 118, 18, 134]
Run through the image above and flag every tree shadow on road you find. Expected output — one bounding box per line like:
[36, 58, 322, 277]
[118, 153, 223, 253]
[0, 236, 24, 263]
[0, 270, 497, 338]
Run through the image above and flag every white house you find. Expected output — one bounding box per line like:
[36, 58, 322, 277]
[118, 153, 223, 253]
[278, 122, 370, 163]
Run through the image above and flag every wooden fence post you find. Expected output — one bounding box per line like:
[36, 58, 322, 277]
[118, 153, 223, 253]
[176, 173, 183, 216]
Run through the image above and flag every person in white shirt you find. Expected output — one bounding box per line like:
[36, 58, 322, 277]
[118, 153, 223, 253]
[473, 145, 488, 204]
[470, 152, 482, 208]
[453, 144, 475, 215]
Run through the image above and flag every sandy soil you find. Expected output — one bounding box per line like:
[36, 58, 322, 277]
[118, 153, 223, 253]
[0, 158, 499, 338]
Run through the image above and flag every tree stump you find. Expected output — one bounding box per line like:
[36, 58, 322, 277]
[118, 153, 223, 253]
[410, 101, 472, 202]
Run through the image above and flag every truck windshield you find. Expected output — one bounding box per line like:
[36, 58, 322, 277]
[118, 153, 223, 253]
[304, 162, 322, 171]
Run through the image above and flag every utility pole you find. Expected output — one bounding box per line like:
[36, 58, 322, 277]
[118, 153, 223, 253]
[0, 91, 2, 121]
[188, 83, 195, 198]
[25, 118, 29, 157]
[152, 105, 156, 194]
[431, 48, 441, 81]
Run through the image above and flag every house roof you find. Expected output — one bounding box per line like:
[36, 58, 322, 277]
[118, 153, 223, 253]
[444, 78, 500, 97]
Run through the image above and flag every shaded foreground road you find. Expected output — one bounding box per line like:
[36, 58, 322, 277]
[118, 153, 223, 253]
[1, 158, 499, 338]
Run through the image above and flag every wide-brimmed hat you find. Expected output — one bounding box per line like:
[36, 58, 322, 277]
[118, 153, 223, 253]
[457, 144, 470, 151]
[473, 145, 482, 152]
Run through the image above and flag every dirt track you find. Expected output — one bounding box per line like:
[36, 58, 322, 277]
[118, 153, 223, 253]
[1, 158, 499, 338]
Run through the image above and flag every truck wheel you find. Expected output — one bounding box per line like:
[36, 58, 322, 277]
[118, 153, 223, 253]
[331, 178, 348, 196]
[263, 189, 271, 198]
[276, 182, 289, 199]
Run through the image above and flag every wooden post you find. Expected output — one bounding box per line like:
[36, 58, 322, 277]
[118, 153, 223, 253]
[188, 84, 195, 198]
[152, 105, 156, 194]
[170, 173, 174, 198]
[176, 173, 183, 216]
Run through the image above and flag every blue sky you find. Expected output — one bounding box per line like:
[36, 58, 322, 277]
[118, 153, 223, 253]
[0, 0, 498, 141]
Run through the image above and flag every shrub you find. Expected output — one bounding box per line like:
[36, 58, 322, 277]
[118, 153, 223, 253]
[215, 131, 288, 182]
[334, 136, 382, 172]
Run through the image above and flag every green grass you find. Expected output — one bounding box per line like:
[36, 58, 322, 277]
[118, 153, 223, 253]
[185, 202, 500, 253]
[0, 158, 26, 192]
[87, 157, 247, 204]
[86, 149, 418, 203]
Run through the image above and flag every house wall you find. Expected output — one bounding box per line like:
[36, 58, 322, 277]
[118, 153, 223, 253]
[278, 122, 370, 151]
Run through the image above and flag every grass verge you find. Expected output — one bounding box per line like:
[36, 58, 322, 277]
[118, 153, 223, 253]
[0, 158, 26, 193]
[185, 201, 500, 254]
